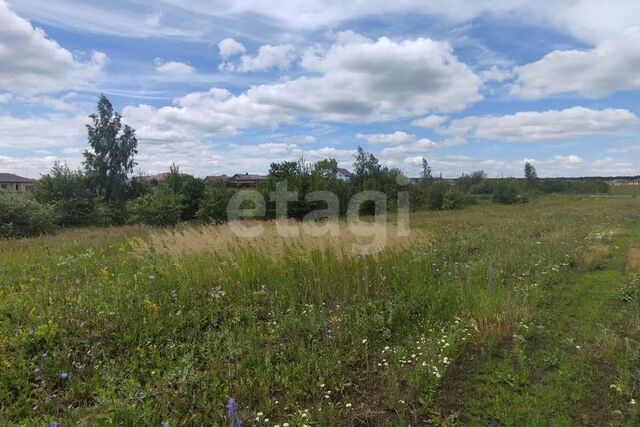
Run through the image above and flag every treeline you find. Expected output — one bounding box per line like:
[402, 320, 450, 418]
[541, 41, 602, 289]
[0, 96, 610, 238]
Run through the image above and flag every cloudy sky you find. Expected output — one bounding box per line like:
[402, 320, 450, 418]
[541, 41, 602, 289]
[1, 0, 639, 178]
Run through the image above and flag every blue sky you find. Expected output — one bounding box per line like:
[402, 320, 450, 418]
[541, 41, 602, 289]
[1, 0, 639, 178]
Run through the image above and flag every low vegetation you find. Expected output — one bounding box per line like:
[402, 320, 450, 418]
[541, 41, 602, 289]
[2, 196, 640, 425]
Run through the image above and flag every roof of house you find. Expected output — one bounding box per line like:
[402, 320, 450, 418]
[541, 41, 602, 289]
[205, 175, 230, 181]
[0, 173, 35, 183]
[336, 168, 353, 177]
[232, 173, 267, 181]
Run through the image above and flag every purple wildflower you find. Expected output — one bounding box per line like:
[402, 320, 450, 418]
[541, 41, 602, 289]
[49, 422, 59, 427]
[226, 397, 242, 427]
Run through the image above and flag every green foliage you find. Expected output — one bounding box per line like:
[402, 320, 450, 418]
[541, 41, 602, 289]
[492, 180, 522, 204]
[126, 184, 183, 226]
[425, 181, 450, 210]
[0, 191, 57, 238]
[196, 183, 234, 223]
[524, 162, 538, 186]
[442, 187, 466, 210]
[33, 162, 95, 227]
[83, 95, 138, 208]
[457, 170, 487, 192]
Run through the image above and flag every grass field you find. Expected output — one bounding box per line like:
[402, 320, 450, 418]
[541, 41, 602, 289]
[2, 196, 640, 425]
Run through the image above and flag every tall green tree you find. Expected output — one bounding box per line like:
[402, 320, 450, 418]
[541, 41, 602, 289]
[421, 157, 433, 182]
[83, 95, 138, 205]
[524, 162, 538, 186]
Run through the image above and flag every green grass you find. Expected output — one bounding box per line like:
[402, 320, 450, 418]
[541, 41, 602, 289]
[436, 219, 640, 426]
[2, 196, 640, 425]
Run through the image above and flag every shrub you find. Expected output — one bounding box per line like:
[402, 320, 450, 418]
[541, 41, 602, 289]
[127, 185, 183, 226]
[196, 184, 235, 223]
[33, 162, 95, 227]
[0, 191, 57, 238]
[425, 181, 450, 210]
[492, 180, 521, 204]
[442, 187, 466, 210]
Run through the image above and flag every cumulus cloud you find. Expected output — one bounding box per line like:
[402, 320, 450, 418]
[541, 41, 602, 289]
[480, 65, 512, 83]
[511, 28, 640, 98]
[0, 114, 87, 150]
[155, 60, 194, 76]
[411, 115, 448, 129]
[218, 38, 246, 59]
[0, 1, 105, 94]
[357, 131, 438, 161]
[441, 107, 639, 142]
[235, 44, 296, 72]
[125, 32, 482, 143]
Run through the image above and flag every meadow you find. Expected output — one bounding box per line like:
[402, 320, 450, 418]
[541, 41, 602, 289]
[2, 195, 640, 425]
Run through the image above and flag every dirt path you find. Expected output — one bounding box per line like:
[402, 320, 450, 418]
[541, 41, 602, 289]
[435, 223, 640, 426]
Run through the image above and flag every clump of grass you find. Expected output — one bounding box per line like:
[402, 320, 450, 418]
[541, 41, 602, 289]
[626, 247, 640, 272]
[134, 219, 423, 259]
[574, 244, 610, 270]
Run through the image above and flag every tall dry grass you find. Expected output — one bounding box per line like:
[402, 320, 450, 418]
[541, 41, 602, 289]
[574, 244, 610, 270]
[133, 219, 424, 259]
[627, 247, 640, 272]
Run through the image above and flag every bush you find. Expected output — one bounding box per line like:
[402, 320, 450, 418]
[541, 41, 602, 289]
[196, 184, 235, 223]
[127, 185, 183, 226]
[442, 187, 466, 210]
[0, 191, 58, 238]
[492, 180, 521, 204]
[33, 163, 95, 227]
[425, 181, 450, 210]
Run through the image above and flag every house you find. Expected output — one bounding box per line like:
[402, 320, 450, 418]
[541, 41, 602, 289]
[0, 173, 35, 192]
[231, 173, 267, 187]
[204, 174, 229, 183]
[336, 168, 353, 181]
[608, 178, 640, 186]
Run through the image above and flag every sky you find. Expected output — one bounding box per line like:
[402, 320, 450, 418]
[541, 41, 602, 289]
[0, 0, 639, 179]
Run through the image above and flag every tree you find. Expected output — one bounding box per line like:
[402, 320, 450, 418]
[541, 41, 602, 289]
[83, 95, 138, 206]
[353, 146, 382, 177]
[421, 157, 433, 182]
[33, 162, 95, 227]
[126, 184, 183, 226]
[492, 180, 520, 204]
[524, 162, 538, 186]
[313, 158, 339, 180]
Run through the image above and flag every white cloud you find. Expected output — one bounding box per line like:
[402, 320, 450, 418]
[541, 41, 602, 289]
[441, 107, 639, 142]
[155, 60, 194, 76]
[235, 44, 296, 72]
[0, 93, 12, 103]
[0, 114, 87, 149]
[480, 65, 512, 83]
[550, 154, 584, 166]
[218, 38, 246, 59]
[411, 115, 448, 129]
[0, 1, 105, 94]
[511, 28, 640, 98]
[357, 131, 434, 147]
[125, 32, 482, 143]
[357, 131, 438, 162]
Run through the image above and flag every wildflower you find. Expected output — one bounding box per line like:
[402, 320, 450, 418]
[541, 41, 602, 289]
[362, 339, 367, 344]
[631, 399, 637, 405]
[49, 422, 59, 427]
[345, 403, 352, 408]
[226, 397, 242, 427]
[59, 372, 69, 383]
[161, 422, 170, 427]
